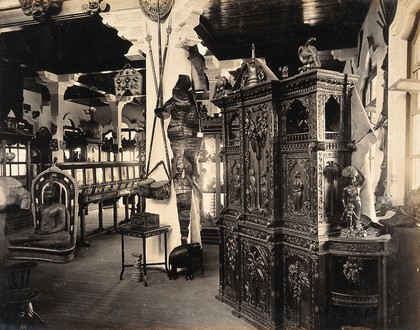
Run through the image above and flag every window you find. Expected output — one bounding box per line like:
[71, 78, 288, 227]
[4, 143, 27, 177]
[363, 61, 377, 113]
[409, 64, 420, 190]
[409, 21, 420, 191]
[411, 114, 420, 189]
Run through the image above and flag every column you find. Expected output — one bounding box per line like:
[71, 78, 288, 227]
[102, 0, 209, 258]
[37, 72, 76, 163]
[106, 94, 133, 161]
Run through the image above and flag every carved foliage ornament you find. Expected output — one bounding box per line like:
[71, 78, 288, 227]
[288, 261, 310, 301]
[138, 0, 174, 21]
[245, 104, 269, 161]
[81, 1, 109, 14]
[19, 0, 63, 22]
[243, 243, 269, 311]
[343, 257, 364, 284]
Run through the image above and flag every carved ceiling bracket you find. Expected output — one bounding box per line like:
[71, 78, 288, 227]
[37, 71, 77, 95]
[18, 0, 63, 23]
[101, 9, 147, 61]
[173, 0, 208, 49]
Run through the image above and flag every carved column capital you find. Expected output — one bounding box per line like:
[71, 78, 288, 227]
[37, 71, 77, 94]
[173, 0, 208, 49]
[101, 9, 147, 61]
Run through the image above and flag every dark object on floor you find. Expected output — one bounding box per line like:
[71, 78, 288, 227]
[167, 242, 203, 281]
[0, 288, 45, 328]
[379, 206, 416, 228]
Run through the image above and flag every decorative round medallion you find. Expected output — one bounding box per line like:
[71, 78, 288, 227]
[138, 0, 174, 21]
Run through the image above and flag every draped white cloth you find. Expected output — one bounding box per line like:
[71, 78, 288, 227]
[351, 88, 378, 223]
[0, 177, 30, 211]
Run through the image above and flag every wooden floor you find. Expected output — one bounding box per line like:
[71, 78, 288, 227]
[1, 229, 254, 329]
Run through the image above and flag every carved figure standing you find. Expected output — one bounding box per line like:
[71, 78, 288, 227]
[260, 172, 269, 211]
[342, 166, 365, 224]
[292, 171, 304, 212]
[231, 162, 241, 202]
[248, 169, 257, 209]
[155, 75, 202, 245]
[341, 203, 362, 230]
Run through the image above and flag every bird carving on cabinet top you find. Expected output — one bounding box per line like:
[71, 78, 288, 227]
[298, 37, 321, 72]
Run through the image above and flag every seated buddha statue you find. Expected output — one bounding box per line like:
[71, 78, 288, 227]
[10, 184, 71, 249]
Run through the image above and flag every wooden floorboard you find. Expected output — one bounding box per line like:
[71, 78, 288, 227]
[2, 231, 254, 329]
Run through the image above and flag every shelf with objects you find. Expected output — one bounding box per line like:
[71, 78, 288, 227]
[196, 107, 224, 245]
[0, 111, 33, 236]
[0, 111, 33, 191]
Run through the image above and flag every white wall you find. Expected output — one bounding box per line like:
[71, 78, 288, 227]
[388, 0, 420, 205]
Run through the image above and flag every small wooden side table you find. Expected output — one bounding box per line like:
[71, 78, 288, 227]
[327, 235, 391, 329]
[117, 223, 170, 286]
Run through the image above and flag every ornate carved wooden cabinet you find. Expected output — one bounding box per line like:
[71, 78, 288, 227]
[277, 69, 357, 329]
[213, 58, 283, 329]
[213, 67, 358, 329]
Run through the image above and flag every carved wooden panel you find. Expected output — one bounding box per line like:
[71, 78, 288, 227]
[283, 247, 319, 330]
[244, 102, 274, 217]
[282, 153, 313, 223]
[226, 155, 243, 210]
[241, 238, 272, 320]
[283, 248, 314, 329]
[221, 227, 239, 305]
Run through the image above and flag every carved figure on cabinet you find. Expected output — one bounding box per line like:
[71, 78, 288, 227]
[340, 166, 368, 238]
[260, 172, 269, 212]
[10, 184, 70, 249]
[342, 166, 365, 223]
[231, 162, 242, 202]
[341, 203, 363, 231]
[248, 169, 257, 210]
[292, 171, 304, 212]
[298, 37, 321, 72]
[155, 74, 202, 244]
[167, 242, 203, 281]
[213, 75, 231, 99]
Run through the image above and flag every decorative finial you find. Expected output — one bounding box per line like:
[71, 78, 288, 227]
[139, 0, 174, 21]
[251, 43, 255, 60]
[297, 37, 321, 73]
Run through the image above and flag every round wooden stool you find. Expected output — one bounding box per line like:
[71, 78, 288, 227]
[0, 288, 45, 327]
[4, 261, 38, 289]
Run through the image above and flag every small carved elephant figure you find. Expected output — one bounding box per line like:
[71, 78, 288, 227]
[167, 242, 203, 281]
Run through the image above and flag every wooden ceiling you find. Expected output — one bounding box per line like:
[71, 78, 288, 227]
[0, 14, 136, 75]
[197, 0, 373, 73]
[0, 0, 376, 100]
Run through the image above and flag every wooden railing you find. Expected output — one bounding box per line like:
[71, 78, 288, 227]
[57, 161, 144, 245]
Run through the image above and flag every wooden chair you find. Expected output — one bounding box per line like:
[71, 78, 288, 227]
[7, 166, 79, 263]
